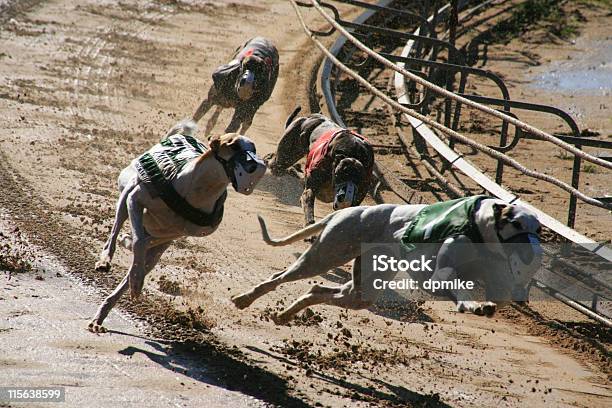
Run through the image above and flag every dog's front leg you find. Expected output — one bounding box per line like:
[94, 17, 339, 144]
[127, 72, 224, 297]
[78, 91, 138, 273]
[225, 106, 253, 134]
[430, 237, 496, 316]
[239, 119, 252, 135]
[300, 187, 316, 227]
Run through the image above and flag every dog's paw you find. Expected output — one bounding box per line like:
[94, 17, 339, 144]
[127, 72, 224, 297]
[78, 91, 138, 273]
[118, 233, 132, 250]
[87, 320, 108, 334]
[271, 312, 291, 325]
[94, 260, 111, 272]
[482, 302, 497, 317]
[231, 293, 253, 310]
[472, 302, 496, 317]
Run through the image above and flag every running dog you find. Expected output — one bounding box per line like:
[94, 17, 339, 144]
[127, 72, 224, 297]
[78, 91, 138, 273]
[193, 37, 279, 136]
[89, 121, 266, 332]
[268, 107, 375, 226]
[231, 196, 542, 323]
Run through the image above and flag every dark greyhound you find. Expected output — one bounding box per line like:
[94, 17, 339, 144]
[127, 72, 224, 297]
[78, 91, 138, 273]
[192, 37, 279, 136]
[268, 107, 375, 226]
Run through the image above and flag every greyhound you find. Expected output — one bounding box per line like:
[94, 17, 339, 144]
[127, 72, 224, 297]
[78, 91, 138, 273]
[267, 107, 375, 226]
[231, 196, 542, 323]
[89, 121, 266, 332]
[192, 37, 279, 136]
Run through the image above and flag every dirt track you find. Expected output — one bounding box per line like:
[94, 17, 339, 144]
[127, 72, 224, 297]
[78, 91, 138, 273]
[0, 1, 610, 407]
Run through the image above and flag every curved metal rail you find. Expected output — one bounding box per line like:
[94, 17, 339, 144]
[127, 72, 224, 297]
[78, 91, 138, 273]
[309, 0, 611, 325]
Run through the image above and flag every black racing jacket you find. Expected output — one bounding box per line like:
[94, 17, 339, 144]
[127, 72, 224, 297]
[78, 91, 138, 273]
[211, 37, 279, 123]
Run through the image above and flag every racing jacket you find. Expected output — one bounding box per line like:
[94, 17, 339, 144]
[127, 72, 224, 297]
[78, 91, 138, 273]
[304, 128, 369, 177]
[135, 134, 227, 227]
[401, 195, 490, 252]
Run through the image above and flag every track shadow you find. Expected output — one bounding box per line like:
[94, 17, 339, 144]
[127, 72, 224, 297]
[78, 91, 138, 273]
[116, 337, 311, 407]
[369, 377, 452, 408]
[245, 345, 450, 407]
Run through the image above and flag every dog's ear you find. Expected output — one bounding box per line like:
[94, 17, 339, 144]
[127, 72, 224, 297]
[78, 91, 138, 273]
[209, 135, 221, 152]
[285, 106, 302, 128]
[224, 134, 243, 151]
[492, 203, 506, 223]
[493, 203, 514, 228]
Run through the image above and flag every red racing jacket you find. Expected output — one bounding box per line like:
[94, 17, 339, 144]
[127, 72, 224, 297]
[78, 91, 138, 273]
[305, 129, 369, 177]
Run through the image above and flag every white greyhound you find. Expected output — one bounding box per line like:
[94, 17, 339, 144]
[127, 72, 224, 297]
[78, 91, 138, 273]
[231, 196, 542, 323]
[89, 121, 266, 332]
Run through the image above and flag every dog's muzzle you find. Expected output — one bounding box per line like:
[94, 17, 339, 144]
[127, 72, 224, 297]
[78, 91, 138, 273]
[333, 181, 357, 210]
[503, 233, 543, 284]
[236, 70, 255, 101]
[232, 150, 266, 195]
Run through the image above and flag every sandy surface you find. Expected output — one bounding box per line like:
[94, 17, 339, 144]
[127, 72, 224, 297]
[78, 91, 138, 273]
[0, 1, 610, 407]
[0, 221, 265, 408]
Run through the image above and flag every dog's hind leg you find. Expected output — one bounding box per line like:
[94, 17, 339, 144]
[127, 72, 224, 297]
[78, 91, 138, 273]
[268, 116, 308, 176]
[126, 190, 149, 299]
[95, 177, 138, 272]
[274, 257, 377, 323]
[273, 284, 342, 324]
[232, 237, 359, 310]
[232, 253, 328, 310]
[274, 253, 380, 324]
[88, 241, 171, 333]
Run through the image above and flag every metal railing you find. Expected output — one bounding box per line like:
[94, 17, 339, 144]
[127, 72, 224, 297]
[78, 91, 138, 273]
[295, 0, 611, 324]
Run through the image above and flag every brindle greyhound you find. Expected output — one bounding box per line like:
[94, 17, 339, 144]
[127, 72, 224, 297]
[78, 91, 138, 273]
[268, 107, 375, 226]
[192, 37, 279, 136]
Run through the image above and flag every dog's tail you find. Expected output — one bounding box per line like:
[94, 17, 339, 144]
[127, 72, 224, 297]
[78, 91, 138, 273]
[284, 106, 302, 129]
[165, 119, 198, 139]
[257, 213, 332, 246]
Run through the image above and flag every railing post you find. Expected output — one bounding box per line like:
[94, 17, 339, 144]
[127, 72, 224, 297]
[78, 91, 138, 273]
[569, 153, 581, 228]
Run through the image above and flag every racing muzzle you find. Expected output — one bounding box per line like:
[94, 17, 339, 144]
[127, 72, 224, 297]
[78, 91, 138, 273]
[501, 232, 543, 283]
[333, 181, 357, 210]
[236, 70, 255, 101]
[231, 150, 266, 195]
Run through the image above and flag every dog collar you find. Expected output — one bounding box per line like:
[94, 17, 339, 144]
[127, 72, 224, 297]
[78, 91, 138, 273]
[215, 152, 236, 186]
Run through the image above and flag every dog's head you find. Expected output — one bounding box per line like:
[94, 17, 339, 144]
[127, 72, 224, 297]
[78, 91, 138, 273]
[236, 55, 269, 101]
[488, 201, 543, 288]
[209, 133, 267, 195]
[331, 157, 369, 210]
